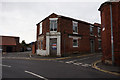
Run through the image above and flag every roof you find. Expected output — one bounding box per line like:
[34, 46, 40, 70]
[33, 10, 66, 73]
[98, 0, 120, 11]
[37, 13, 100, 27]
[0, 36, 19, 46]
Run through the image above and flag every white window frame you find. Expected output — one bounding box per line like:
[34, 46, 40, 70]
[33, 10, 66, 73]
[73, 38, 78, 47]
[49, 18, 58, 32]
[39, 22, 42, 34]
[73, 21, 78, 34]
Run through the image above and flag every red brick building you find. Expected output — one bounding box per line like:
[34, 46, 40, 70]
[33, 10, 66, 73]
[0, 36, 21, 52]
[36, 13, 101, 56]
[99, 1, 120, 65]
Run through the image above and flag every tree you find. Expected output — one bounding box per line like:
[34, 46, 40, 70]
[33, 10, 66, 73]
[21, 40, 26, 46]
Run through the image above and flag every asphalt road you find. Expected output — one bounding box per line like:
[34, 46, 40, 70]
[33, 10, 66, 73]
[2, 53, 120, 79]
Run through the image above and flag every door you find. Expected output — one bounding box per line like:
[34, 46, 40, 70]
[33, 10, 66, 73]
[50, 38, 57, 56]
[90, 40, 95, 53]
[6, 46, 13, 52]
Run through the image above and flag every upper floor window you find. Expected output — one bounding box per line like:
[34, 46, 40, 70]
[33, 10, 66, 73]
[39, 22, 42, 34]
[90, 25, 94, 36]
[98, 27, 101, 37]
[49, 18, 58, 32]
[73, 21, 78, 34]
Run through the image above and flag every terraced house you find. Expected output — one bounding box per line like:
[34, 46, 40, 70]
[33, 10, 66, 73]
[36, 13, 101, 56]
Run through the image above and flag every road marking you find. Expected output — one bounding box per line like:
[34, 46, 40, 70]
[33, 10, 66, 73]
[73, 63, 81, 65]
[78, 57, 91, 61]
[81, 64, 91, 67]
[92, 60, 120, 76]
[0, 64, 11, 68]
[65, 61, 74, 64]
[25, 70, 48, 80]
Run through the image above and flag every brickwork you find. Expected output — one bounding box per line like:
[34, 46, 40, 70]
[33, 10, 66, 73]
[99, 2, 120, 65]
[36, 13, 101, 56]
[0, 36, 21, 52]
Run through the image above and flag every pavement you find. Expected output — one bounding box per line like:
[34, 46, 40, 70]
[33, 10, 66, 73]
[92, 60, 120, 76]
[2, 51, 120, 77]
[2, 51, 100, 60]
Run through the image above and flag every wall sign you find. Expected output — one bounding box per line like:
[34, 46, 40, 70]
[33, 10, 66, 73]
[52, 43, 57, 50]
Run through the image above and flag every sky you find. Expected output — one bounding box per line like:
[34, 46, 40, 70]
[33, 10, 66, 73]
[0, 0, 108, 43]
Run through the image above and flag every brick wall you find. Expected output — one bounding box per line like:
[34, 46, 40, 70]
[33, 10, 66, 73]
[37, 13, 101, 56]
[59, 17, 100, 55]
[99, 2, 120, 65]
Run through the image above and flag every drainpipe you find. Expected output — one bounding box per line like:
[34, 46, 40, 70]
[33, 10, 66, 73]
[110, 3, 114, 65]
[64, 31, 66, 56]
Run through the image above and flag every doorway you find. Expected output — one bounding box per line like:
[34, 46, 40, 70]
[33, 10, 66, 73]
[6, 46, 13, 52]
[50, 38, 57, 56]
[90, 39, 95, 53]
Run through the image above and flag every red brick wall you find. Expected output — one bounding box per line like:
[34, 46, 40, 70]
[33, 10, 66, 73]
[112, 2, 120, 65]
[59, 17, 100, 55]
[100, 3, 111, 61]
[42, 14, 59, 50]
[1, 36, 22, 52]
[36, 23, 40, 41]
[100, 2, 120, 65]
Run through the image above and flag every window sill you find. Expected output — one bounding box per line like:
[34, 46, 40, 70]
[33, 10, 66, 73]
[50, 31, 57, 33]
[90, 35, 94, 36]
[73, 46, 78, 47]
[73, 32, 78, 34]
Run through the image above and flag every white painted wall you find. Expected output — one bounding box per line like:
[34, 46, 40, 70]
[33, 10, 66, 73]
[46, 32, 61, 56]
[36, 49, 47, 56]
[37, 32, 61, 56]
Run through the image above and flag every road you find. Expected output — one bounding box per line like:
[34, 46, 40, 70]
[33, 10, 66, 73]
[2, 53, 120, 79]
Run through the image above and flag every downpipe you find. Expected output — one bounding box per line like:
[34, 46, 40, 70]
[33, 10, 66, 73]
[110, 3, 115, 65]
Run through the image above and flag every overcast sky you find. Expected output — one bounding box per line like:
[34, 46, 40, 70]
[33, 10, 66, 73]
[0, 0, 107, 43]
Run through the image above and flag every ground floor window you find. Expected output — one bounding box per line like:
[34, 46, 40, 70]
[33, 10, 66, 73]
[40, 40, 43, 50]
[73, 39, 78, 47]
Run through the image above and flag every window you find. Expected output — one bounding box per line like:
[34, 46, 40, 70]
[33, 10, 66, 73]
[50, 18, 57, 32]
[40, 40, 43, 50]
[73, 21, 78, 34]
[90, 25, 94, 36]
[39, 22, 42, 34]
[98, 27, 101, 37]
[98, 39, 101, 49]
[73, 39, 78, 47]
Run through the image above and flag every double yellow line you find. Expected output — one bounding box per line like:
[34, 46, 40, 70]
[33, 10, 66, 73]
[92, 60, 120, 76]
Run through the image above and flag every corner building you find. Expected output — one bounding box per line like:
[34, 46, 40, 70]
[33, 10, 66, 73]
[36, 13, 101, 56]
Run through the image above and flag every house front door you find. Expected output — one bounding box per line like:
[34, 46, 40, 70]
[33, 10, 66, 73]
[90, 39, 95, 53]
[50, 38, 57, 56]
